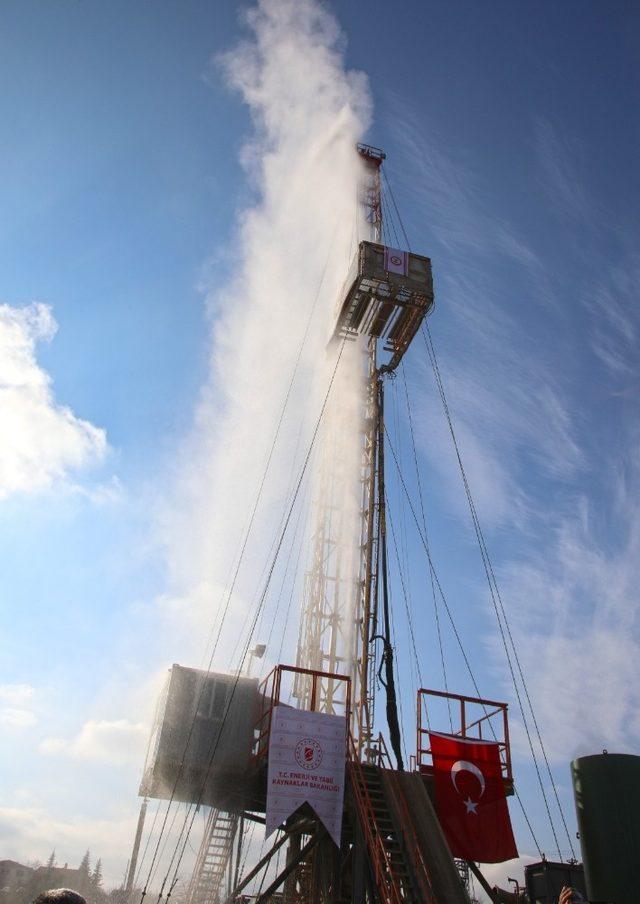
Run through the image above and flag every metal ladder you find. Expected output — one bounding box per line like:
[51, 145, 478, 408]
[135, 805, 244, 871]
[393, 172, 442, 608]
[348, 757, 417, 903]
[186, 808, 238, 904]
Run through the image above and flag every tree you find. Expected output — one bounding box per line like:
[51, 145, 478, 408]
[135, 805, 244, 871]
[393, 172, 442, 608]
[46, 851, 56, 871]
[78, 850, 91, 894]
[91, 859, 103, 892]
[79, 850, 91, 876]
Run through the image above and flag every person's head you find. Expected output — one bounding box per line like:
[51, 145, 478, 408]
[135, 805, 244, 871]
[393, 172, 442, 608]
[33, 890, 87, 904]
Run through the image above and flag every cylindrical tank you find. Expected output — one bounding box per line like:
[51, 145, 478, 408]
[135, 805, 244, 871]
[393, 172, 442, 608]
[571, 752, 640, 904]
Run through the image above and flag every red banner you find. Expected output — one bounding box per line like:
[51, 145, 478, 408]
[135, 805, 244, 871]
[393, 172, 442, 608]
[429, 731, 517, 863]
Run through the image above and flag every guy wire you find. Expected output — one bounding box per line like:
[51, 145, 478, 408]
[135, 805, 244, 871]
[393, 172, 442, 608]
[156, 336, 349, 899]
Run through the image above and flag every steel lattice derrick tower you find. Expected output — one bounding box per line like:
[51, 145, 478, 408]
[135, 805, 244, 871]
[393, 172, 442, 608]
[352, 144, 385, 758]
[293, 144, 385, 758]
[133, 143, 442, 904]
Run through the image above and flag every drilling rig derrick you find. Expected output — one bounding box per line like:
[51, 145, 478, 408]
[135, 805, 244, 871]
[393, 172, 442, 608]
[129, 142, 519, 904]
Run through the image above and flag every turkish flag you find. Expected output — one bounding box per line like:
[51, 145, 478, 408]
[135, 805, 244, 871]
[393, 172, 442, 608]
[429, 731, 518, 863]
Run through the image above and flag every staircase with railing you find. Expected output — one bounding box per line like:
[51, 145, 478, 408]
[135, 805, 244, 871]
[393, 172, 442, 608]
[347, 734, 437, 903]
[186, 808, 238, 904]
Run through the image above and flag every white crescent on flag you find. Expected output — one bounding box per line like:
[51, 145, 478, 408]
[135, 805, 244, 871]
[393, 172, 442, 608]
[451, 759, 486, 797]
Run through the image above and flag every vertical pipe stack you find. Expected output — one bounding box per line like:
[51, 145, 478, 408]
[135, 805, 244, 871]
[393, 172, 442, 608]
[571, 752, 640, 904]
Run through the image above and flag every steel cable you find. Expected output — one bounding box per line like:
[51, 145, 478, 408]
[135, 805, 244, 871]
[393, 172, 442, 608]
[138, 218, 347, 901]
[400, 363, 453, 732]
[156, 335, 350, 899]
[423, 324, 574, 859]
[384, 423, 543, 857]
[381, 163, 569, 858]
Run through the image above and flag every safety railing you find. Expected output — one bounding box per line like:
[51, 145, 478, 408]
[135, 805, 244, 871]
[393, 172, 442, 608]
[362, 731, 394, 769]
[349, 731, 438, 903]
[253, 664, 351, 759]
[369, 735, 437, 901]
[416, 687, 513, 789]
[383, 767, 437, 903]
[347, 732, 405, 904]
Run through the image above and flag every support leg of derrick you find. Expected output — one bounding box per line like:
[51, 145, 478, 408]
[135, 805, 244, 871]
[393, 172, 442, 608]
[314, 834, 340, 903]
[467, 860, 499, 903]
[352, 820, 368, 904]
[283, 825, 302, 904]
[226, 830, 289, 901]
[125, 797, 148, 897]
[257, 832, 323, 904]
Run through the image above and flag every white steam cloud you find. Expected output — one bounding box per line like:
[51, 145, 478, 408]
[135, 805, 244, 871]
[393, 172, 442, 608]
[1, 0, 376, 884]
[40, 719, 148, 766]
[162, 0, 372, 673]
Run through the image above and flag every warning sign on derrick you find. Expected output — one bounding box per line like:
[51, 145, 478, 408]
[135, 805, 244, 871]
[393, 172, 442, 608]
[266, 705, 346, 846]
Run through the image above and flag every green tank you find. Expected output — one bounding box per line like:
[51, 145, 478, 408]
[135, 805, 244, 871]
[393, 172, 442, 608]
[571, 752, 640, 904]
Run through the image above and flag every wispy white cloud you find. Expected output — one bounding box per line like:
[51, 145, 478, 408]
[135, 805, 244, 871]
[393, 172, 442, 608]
[534, 116, 591, 220]
[0, 683, 36, 704]
[391, 106, 544, 281]
[499, 480, 640, 761]
[39, 719, 148, 765]
[396, 122, 491, 256]
[396, 110, 640, 777]
[584, 258, 640, 387]
[413, 287, 583, 530]
[534, 119, 640, 391]
[0, 684, 38, 729]
[0, 708, 37, 728]
[66, 475, 125, 506]
[0, 302, 107, 500]
[385, 113, 580, 535]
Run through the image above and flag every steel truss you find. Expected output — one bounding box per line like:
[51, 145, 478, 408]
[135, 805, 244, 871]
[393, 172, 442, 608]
[293, 145, 384, 756]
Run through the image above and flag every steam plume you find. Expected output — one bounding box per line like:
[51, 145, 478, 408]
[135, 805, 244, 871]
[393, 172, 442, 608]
[163, 0, 372, 674]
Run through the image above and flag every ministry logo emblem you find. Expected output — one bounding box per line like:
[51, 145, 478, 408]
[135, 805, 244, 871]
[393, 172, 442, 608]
[295, 737, 323, 771]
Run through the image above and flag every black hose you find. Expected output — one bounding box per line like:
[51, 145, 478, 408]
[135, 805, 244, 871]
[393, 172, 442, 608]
[376, 378, 404, 771]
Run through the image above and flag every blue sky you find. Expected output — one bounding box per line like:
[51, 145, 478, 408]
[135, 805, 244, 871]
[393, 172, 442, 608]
[0, 0, 638, 895]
